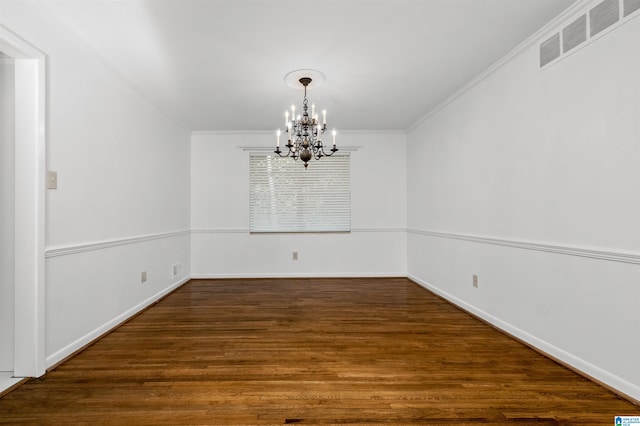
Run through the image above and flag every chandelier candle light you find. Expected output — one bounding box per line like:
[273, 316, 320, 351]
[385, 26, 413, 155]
[275, 76, 337, 168]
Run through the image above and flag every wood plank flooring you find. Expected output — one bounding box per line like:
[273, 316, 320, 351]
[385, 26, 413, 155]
[0, 278, 638, 424]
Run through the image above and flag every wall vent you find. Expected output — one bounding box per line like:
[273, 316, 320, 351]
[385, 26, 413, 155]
[624, 0, 640, 16]
[540, 33, 561, 67]
[590, 0, 620, 36]
[563, 15, 587, 53]
[540, 0, 640, 68]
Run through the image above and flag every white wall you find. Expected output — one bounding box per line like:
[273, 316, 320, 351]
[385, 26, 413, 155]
[407, 7, 640, 401]
[0, 56, 15, 371]
[1, 1, 191, 368]
[191, 132, 407, 277]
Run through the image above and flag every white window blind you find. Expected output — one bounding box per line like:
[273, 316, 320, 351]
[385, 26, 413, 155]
[250, 154, 351, 233]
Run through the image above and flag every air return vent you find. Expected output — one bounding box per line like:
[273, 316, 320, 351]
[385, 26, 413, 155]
[590, 0, 620, 36]
[539, 0, 639, 68]
[563, 15, 587, 53]
[624, 0, 640, 16]
[539, 33, 561, 67]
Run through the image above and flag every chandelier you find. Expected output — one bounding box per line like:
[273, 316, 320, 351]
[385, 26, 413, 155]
[275, 76, 337, 168]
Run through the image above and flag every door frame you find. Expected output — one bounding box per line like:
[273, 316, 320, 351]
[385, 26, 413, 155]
[0, 24, 46, 377]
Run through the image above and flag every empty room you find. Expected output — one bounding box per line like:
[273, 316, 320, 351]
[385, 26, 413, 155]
[1, 0, 639, 423]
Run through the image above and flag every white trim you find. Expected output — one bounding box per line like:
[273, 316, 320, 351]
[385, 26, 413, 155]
[191, 272, 403, 279]
[0, 374, 24, 394]
[45, 276, 190, 369]
[351, 227, 406, 233]
[408, 229, 640, 265]
[193, 130, 273, 136]
[191, 227, 405, 234]
[193, 129, 406, 136]
[0, 24, 47, 378]
[45, 230, 190, 258]
[408, 274, 640, 403]
[408, 0, 592, 131]
[192, 228, 248, 234]
[240, 145, 361, 152]
[337, 129, 406, 135]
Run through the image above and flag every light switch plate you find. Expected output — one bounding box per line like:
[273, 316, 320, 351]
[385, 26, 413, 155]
[47, 170, 58, 189]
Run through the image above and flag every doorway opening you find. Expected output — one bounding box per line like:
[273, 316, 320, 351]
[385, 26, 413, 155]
[0, 25, 46, 393]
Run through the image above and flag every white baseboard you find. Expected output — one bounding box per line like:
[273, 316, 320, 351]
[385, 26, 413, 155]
[190, 272, 405, 279]
[45, 276, 190, 369]
[408, 274, 640, 404]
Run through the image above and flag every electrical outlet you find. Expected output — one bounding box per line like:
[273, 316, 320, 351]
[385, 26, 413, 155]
[172, 263, 181, 278]
[473, 274, 478, 288]
[292, 251, 299, 260]
[141, 271, 147, 283]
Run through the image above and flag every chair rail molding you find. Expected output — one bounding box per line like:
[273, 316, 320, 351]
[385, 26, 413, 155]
[408, 229, 640, 265]
[45, 230, 191, 258]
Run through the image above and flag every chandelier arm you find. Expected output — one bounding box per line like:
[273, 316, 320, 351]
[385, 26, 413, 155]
[314, 145, 338, 158]
[274, 140, 301, 159]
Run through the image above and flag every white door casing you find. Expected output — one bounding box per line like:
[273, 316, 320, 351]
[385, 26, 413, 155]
[0, 24, 46, 378]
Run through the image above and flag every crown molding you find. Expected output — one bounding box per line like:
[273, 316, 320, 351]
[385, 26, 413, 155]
[192, 129, 406, 136]
[408, 0, 593, 131]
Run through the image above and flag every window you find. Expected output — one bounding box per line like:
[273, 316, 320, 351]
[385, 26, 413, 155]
[249, 154, 350, 233]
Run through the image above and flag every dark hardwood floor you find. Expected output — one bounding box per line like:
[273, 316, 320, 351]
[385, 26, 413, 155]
[0, 278, 637, 424]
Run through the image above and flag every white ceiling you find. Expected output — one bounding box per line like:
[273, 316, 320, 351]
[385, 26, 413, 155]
[37, 0, 578, 132]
